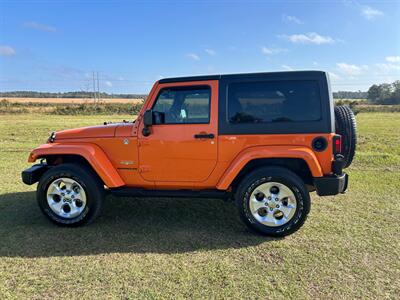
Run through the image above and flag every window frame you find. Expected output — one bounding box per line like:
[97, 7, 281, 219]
[218, 72, 333, 135]
[151, 85, 212, 125]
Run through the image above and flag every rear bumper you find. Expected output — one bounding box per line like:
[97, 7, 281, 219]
[313, 173, 348, 196]
[21, 164, 49, 185]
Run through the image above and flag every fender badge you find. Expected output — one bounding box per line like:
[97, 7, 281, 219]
[123, 138, 129, 145]
[120, 161, 134, 165]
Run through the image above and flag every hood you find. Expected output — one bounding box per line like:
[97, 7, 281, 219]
[55, 123, 120, 140]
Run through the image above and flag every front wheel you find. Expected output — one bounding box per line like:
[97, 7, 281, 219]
[37, 163, 104, 226]
[235, 166, 310, 237]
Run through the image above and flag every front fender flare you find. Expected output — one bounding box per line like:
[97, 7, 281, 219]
[216, 146, 324, 190]
[28, 143, 125, 188]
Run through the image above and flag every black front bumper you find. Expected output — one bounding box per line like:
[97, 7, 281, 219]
[313, 173, 348, 196]
[21, 164, 49, 185]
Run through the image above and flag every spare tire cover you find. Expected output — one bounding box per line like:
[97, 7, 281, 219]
[334, 105, 357, 168]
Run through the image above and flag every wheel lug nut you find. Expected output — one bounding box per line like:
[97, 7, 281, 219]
[276, 205, 280, 208]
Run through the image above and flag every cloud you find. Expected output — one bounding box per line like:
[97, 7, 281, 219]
[186, 53, 200, 61]
[361, 6, 383, 20]
[105, 81, 113, 87]
[386, 56, 400, 63]
[204, 49, 216, 56]
[23, 21, 56, 32]
[281, 32, 335, 45]
[328, 72, 341, 81]
[261, 46, 287, 55]
[282, 14, 303, 24]
[375, 63, 400, 72]
[336, 63, 368, 76]
[281, 65, 294, 71]
[0, 45, 16, 56]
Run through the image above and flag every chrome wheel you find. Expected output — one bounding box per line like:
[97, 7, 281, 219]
[46, 177, 87, 219]
[249, 182, 297, 227]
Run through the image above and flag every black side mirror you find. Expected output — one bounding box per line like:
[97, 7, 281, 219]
[143, 109, 153, 127]
[142, 109, 153, 137]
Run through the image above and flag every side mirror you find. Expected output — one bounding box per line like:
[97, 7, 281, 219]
[143, 109, 153, 127]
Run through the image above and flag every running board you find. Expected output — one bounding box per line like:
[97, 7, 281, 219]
[108, 187, 231, 199]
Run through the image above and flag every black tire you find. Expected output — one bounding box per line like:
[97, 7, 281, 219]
[235, 166, 310, 237]
[37, 163, 104, 226]
[334, 105, 357, 168]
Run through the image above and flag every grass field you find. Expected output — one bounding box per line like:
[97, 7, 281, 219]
[0, 112, 399, 299]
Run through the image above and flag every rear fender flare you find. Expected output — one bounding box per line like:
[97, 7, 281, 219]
[28, 143, 125, 188]
[216, 146, 323, 190]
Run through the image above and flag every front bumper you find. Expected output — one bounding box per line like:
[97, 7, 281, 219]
[21, 164, 49, 185]
[313, 173, 348, 196]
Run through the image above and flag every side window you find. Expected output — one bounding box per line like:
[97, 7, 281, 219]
[153, 86, 211, 124]
[228, 80, 321, 124]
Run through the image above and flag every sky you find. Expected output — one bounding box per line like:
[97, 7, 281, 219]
[0, 0, 399, 94]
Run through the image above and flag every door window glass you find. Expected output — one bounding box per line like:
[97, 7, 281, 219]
[153, 86, 211, 124]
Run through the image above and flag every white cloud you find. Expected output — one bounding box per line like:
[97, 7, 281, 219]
[186, 53, 200, 61]
[23, 21, 56, 32]
[204, 49, 216, 56]
[361, 6, 384, 20]
[336, 63, 368, 76]
[281, 65, 294, 71]
[282, 32, 335, 45]
[105, 81, 113, 87]
[0, 45, 16, 56]
[282, 14, 302, 24]
[386, 56, 400, 63]
[375, 63, 400, 72]
[261, 46, 287, 55]
[328, 72, 341, 81]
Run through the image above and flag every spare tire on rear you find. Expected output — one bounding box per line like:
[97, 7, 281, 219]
[334, 105, 357, 168]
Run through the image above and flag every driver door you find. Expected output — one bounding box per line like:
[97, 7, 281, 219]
[138, 81, 218, 185]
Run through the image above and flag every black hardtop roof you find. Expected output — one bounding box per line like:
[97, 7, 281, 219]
[158, 70, 327, 84]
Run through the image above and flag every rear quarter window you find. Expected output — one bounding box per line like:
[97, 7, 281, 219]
[228, 80, 322, 124]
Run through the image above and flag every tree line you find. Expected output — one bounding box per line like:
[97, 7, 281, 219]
[367, 81, 400, 105]
[1, 81, 400, 105]
[0, 91, 147, 100]
[333, 91, 367, 99]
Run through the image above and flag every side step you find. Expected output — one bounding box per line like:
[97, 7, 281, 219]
[108, 187, 231, 199]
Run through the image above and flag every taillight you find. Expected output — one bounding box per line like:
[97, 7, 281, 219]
[333, 135, 342, 154]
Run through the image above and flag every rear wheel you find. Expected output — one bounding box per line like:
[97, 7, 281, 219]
[37, 163, 104, 226]
[235, 166, 310, 237]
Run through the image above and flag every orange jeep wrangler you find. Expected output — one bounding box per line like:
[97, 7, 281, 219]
[22, 71, 356, 237]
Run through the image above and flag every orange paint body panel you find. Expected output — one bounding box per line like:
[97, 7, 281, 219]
[27, 76, 336, 191]
[29, 143, 125, 188]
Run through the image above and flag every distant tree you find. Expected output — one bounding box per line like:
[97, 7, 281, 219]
[367, 85, 382, 103]
[367, 81, 400, 104]
[333, 90, 367, 99]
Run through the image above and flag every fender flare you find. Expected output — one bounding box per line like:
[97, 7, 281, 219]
[216, 146, 323, 190]
[28, 143, 125, 188]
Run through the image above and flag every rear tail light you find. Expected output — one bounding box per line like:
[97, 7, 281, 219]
[333, 134, 342, 154]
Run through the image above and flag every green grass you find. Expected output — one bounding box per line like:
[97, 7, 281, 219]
[0, 113, 399, 299]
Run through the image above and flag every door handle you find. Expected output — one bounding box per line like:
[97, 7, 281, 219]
[194, 133, 215, 139]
